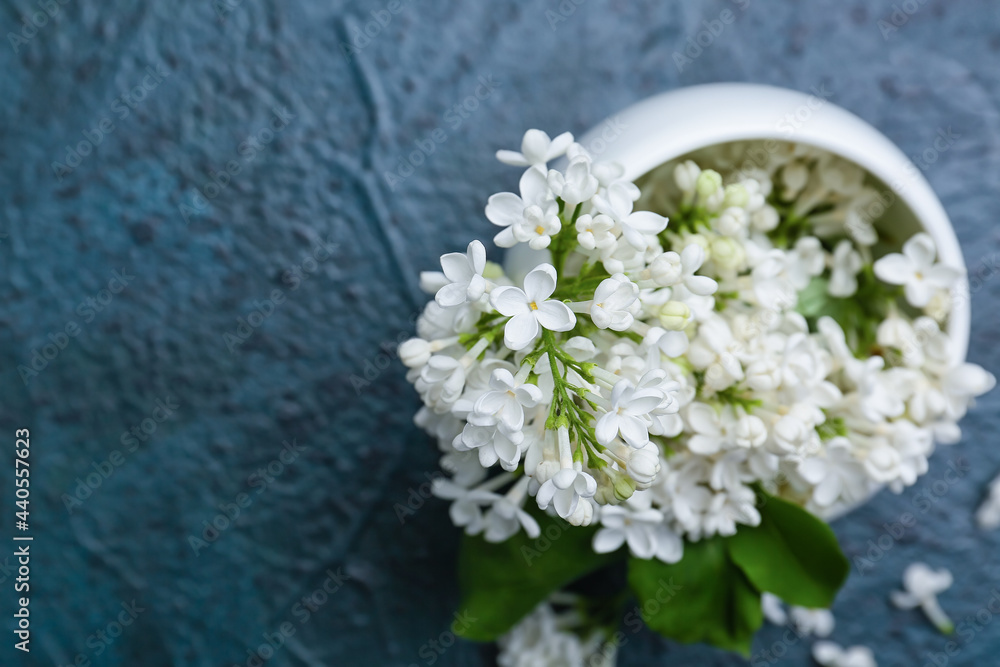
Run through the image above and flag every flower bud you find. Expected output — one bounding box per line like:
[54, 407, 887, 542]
[751, 206, 779, 232]
[715, 207, 748, 237]
[658, 301, 691, 331]
[734, 415, 767, 448]
[710, 236, 746, 271]
[649, 251, 682, 286]
[723, 183, 749, 208]
[674, 160, 701, 193]
[399, 338, 431, 368]
[696, 169, 723, 198]
[626, 447, 661, 488]
[611, 470, 637, 502]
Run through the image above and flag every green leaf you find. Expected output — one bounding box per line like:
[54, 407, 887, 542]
[628, 537, 762, 656]
[727, 493, 849, 609]
[455, 510, 623, 641]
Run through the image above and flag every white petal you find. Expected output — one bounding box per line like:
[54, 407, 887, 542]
[873, 253, 914, 285]
[490, 286, 530, 316]
[684, 274, 718, 296]
[485, 192, 524, 227]
[593, 528, 626, 554]
[504, 313, 540, 351]
[495, 149, 530, 167]
[534, 300, 576, 332]
[523, 264, 559, 302]
[904, 279, 933, 307]
[904, 232, 937, 269]
[436, 282, 469, 308]
[467, 240, 486, 274]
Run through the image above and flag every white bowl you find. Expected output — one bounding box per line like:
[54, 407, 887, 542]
[572, 82, 970, 363]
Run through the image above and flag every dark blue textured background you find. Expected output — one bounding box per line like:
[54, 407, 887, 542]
[2, 0, 1000, 665]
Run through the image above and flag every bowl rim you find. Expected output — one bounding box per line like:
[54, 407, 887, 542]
[577, 82, 970, 364]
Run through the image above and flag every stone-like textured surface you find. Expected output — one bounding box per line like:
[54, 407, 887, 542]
[1, 0, 999, 665]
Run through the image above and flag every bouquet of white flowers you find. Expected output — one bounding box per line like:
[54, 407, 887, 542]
[400, 129, 995, 662]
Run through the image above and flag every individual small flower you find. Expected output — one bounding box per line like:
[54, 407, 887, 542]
[455, 422, 525, 470]
[414, 355, 466, 412]
[890, 562, 954, 634]
[471, 368, 543, 434]
[490, 264, 576, 351]
[483, 477, 541, 542]
[789, 606, 834, 638]
[592, 505, 666, 559]
[590, 274, 640, 331]
[496, 129, 574, 170]
[432, 240, 488, 307]
[575, 213, 617, 250]
[648, 244, 718, 295]
[548, 158, 599, 206]
[828, 240, 864, 298]
[593, 182, 668, 250]
[595, 379, 664, 448]
[812, 641, 877, 667]
[485, 168, 560, 249]
[873, 232, 963, 307]
[624, 442, 661, 488]
[536, 468, 598, 522]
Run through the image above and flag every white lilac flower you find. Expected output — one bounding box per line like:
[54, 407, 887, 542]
[574, 213, 617, 251]
[432, 240, 489, 307]
[590, 274, 640, 331]
[485, 168, 561, 249]
[536, 468, 598, 524]
[483, 477, 542, 542]
[471, 368, 543, 434]
[594, 379, 664, 448]
[788, 606, 834, 638]
[593, 182, 668, 250]
[873, 232, 962, 307]
[797, 438, 869, 509]
[812, 641, 877, 667]
[548, 158, 599, 206]
[496, 129, 574, 170]
[828, 239, 863, 297]
[497, 600, 612, 667]
[490, 264, 576, 351]
[890, 562, 954, 634]
[402, 136, 994, 641]
[648, 244, 718, 295]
